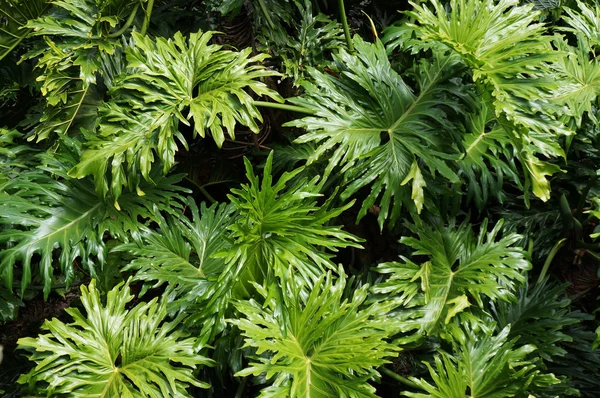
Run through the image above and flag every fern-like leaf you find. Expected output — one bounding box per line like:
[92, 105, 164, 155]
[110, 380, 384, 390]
[287, 37, 472, 228]
[232, 269, 400, 398]
[17, 279, 213, 397]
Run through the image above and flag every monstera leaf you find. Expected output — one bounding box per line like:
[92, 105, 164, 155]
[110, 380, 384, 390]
[232, 269, 400, 398]
[17, 279, 213, 397]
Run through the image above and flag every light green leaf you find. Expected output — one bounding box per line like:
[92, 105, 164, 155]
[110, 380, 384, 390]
[373, 220, 530, 343]
[232, 269, 400, 398]
[17, 279, 213, 397]
[287, 37, 472, 228]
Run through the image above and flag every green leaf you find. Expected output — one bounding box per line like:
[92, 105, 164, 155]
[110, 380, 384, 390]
[17, 279, 213, 397]
[562, 0, 600, 51]
[491, 280, 583, 361]
[409, 0, 571, 202]
[70, 30, 283, 200]
[287, 37, 472, 228]
[403, 325, 561, 397]
[118, 198, 236, 344]
[555, 27, 600, 127]
[226, 151, 362, 291]
[279, 0, 344, 86]
[0, 136, 188, 297]
[0, 0, 49, 60]
[231, 269, 400, 398]
[373, 220, 530, 343]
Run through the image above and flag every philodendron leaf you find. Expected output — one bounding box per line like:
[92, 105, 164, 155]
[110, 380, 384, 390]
[409, 0, 571, 203]
[70, 30, 283, 200]
[17, 279, 213, 397]
[287, 36, 472, 228]
[0, 0, 49, 61]
[231, 268, 400, 397]
[404, 325, 561, 397]
[373, 219, 530, 343]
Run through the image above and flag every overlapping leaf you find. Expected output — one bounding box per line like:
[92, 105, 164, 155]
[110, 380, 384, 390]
[118, 198, 235, 344]
[287, 36, 472, 228]
[491, 280, 582, 361]
[17, 279, 212, 397]
[0, 0, 49, 61]
[409, 0, 570, 202]
[404, 325, 560, 397]
[373, 220, 530, 343]
[70, 30, 283, 200]
[24, 0, 141, 140]
[0, 132, 187, 297]
[232, 269, 399, 398]
[226, 151, 362, 290]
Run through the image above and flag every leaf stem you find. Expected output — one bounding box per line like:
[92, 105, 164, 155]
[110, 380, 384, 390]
[537, 238, 567, 284]
[140, 0, 154, 36]
[338, 0, 354, 53]
[257, 0, 275, 31]
[184, 177, 216, 203]
[108, 4, 139, 38]
[254, 100, 315, 115]
[381, 367, 421, 390]
[576, 175, 598, 217]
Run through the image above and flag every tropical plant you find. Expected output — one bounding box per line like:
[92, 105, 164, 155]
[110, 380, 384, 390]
[404, 324, 561, 397]
[373, 219, 530, 343]
[1, 0, 600, 396]
[17, 279, 213, 397]
[232, 269, 400, 397]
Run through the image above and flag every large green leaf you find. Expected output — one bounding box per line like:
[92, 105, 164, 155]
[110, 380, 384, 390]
[409, 0, 570, 202]
[226, 151, 362, 291]
[491, 280, 583, 361]
[404, 325, 560, 397]
[0, 133, 188, 297]
[562, 0, 600, 51]
[70, 30, 283, 200]
[118, 198, 235, 344]
[232, 269, 400, 398]
[287, 36, 472, 228]
[555, 14, 600, 126]
[17, 279, 213, 397]
[373, 220, 530, 343]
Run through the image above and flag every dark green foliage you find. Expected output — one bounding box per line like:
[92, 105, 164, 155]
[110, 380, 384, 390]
[1, 0, 600, 396]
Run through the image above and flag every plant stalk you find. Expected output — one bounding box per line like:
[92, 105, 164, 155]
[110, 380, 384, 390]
[381, 367, 421, 390]
[257, 0, 276, 31]
[254, 100, 315, 115]
[108, 4, 139, 38]
[537, 238, 567, 284]
[338, 0, 354, 53]
[140, 0, 154, 36]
